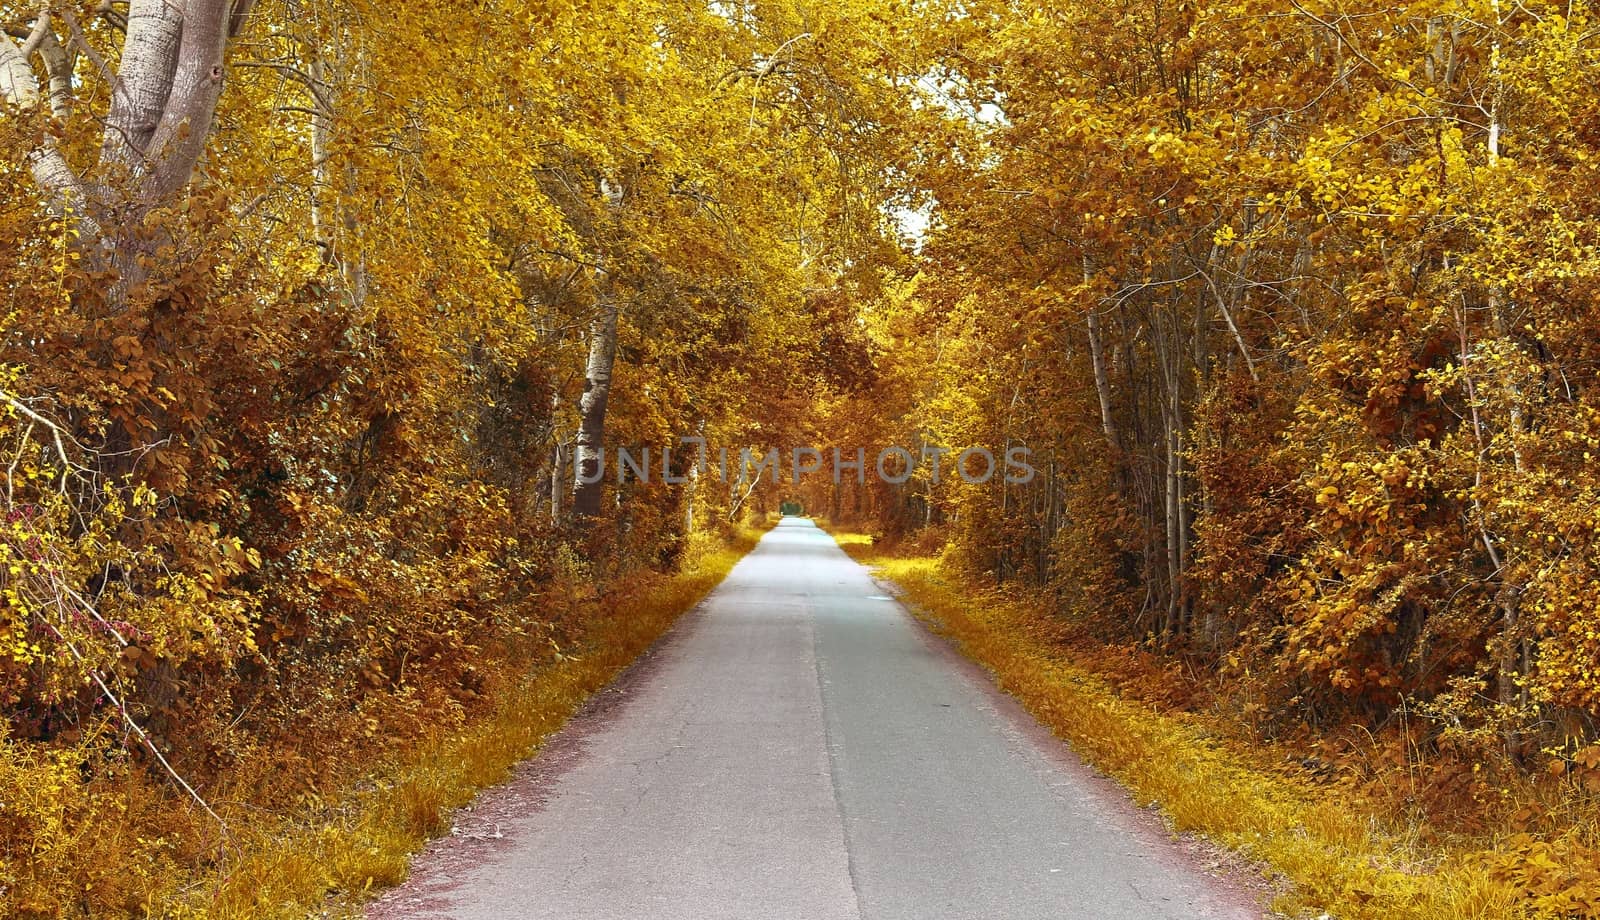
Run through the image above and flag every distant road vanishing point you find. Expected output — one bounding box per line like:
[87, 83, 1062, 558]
[368, 518, 1265, 920]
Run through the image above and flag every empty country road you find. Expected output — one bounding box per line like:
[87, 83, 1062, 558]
[367, 518, 1265, 920]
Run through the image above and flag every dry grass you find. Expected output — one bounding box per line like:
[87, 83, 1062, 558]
[160, 522, 771, 919]
[825, 527, 1532, 920]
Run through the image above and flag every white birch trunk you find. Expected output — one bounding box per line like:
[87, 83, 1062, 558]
[572, 295, 619, 518]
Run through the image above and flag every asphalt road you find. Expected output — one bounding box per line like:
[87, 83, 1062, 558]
[367, 518, 1265, 920]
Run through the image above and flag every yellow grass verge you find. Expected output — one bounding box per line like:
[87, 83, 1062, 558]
[168, 522, 770, 920]
[826, 529, 1525, 920]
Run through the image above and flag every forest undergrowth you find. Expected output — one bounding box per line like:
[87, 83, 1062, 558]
[1, 523, 767, 918]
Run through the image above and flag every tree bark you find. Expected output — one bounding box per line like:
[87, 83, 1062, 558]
[35, 28, 73, 120]
[3, 0, 255, 255]
[140, 0, 233, 201]
[572, 294, 619, 518]
[101, 0, 186, 173]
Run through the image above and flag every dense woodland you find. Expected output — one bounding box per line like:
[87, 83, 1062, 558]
[815, 0, 1600, 763]
[5, 0, 1600, 914]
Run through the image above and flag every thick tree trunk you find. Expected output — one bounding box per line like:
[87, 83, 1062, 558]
[572, 295, 619, 518]
[3, 0, 255, 257]
[101, 0, 187, 172]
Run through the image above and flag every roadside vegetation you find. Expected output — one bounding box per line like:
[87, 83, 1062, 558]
[188, 523, 770, 920]
[2, 523, 767, 917]
[828, 527, 1600, 920]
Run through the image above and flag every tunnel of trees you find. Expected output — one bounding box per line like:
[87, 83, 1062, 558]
[6, 0, 1600, 913]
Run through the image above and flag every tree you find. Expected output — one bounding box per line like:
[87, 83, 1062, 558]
[2, 0, 257, 272]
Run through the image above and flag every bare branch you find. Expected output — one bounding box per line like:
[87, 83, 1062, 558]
[58, 5, 118, 102]
[228, 0, 258, 38]
[235, 59, 333, 112]
[0, 388, 88, 485]
[95, 0, 128, 32]
[0, 28, 97, 234]
[19, 10, 50, 57]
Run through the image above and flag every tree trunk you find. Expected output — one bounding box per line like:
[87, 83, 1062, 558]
[1159, 298, 1187, 638]
[2, 1, 255, 257]
[100, 0, 187, 173]
[1086, 307, 1119, 455]
[1164, 406, 1181, 636]
[684, 422, 704, 536]
[572, 294, 619, 518]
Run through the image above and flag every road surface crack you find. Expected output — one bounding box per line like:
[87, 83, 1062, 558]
[810, 591, 869, 920]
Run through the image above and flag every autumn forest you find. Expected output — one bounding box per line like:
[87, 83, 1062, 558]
[4, 0, 1600, 916]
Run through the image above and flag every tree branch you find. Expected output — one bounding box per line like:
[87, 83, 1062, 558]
[19, 10, 50, 56]
[0, 23, 97, 235]
[0, 20, 43, 109]
[141, 0, 234, 200]
[228, 0, 257, 38]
